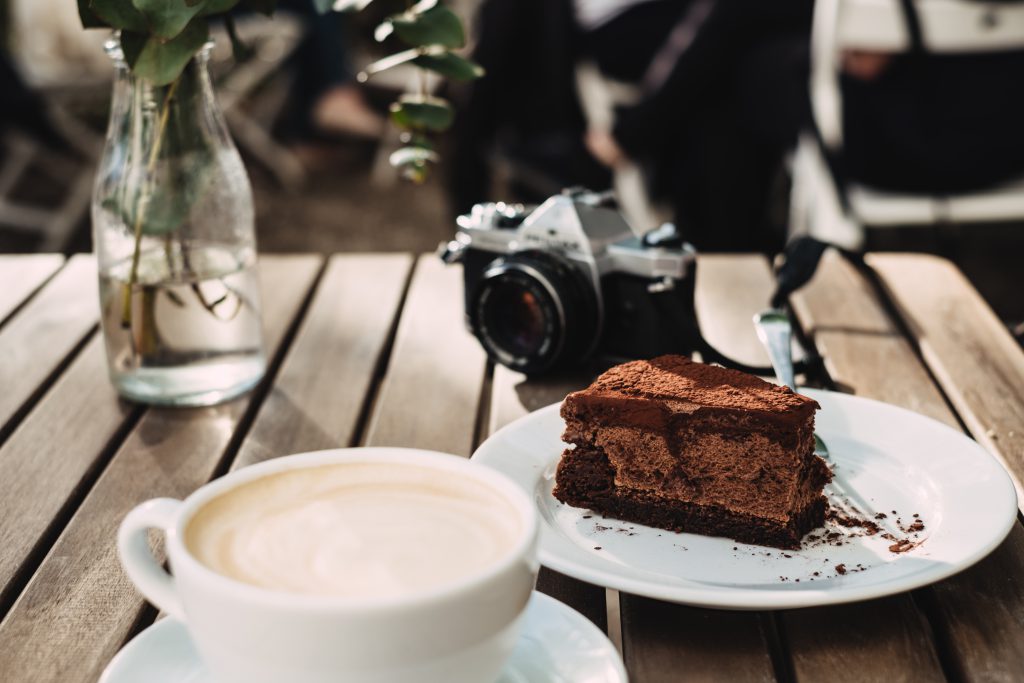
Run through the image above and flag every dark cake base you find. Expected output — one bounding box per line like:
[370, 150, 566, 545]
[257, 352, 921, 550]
[553, 447, 827, 550]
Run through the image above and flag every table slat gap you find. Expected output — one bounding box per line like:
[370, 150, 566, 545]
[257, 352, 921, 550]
[0, 339, 145, 618]
[0, 323, 99, 450]
[363, 256, 488, 457]
[621, 598, 778, 683]
[0, 255, 100, 448]
[762, 612, 797, 683]
[230, 253, 414, 469]
[344, 255, 418, 451]
[0, 255, 323, 683]
[487, 363, 610, 631]
[206, 255, 332, 477]
[471, 360, 495, 453]
[867, 253, 1024, 503]
[620, 255, 781, 682]
[787, 250, 993, 682]
[0, 254, 66, 330]
[851, 255, 1024, 683]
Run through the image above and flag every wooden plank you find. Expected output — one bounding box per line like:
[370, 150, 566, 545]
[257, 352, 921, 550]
[926, 524, 1024, 682]
[622, 599, 777, 683]
[0, 256, 322, 683]
[364, 256, 488, 457]
[0, 336, 139, 613]
[232, 254, 413, 469]
[619, 255, 778, 682]
[489, 364, 608, 631]
[784, 598, 943, 683]
[868, 253, 1024, 494]
[786, 251, 948, 682]
[0, 254, 64, 325]
[0, 255, 98, 440]
[862, 253, 1024, 681]
[695, 255, 774, 368]
[791, 251, 958, 428]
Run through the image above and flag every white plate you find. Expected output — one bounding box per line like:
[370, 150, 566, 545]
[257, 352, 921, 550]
[473, 389, 1017, 610]
[99, 591, 627, 683]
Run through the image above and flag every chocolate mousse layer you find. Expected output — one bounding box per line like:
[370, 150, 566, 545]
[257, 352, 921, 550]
[553, 355, 830, 549]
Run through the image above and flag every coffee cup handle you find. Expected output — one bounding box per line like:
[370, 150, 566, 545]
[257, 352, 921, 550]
[118, 498, 186, 620]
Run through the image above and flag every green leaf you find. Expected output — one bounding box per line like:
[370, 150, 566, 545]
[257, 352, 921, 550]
[89, 0, 148, 31]
[386, 6, 465, 49]
[132, 0, 206, 39]
[122, 19, 209, 85]
[200, 0, 242, 15]
[413, 52, 483, 81]
[78, 0, 110, 28]
[389, 146, 439, 167]
[389, 95, 454, 132]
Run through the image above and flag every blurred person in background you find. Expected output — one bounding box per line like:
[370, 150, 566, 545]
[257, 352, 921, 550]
[450, 0, 812, 251]
[585, 0, 1024, 252]
[277, 0, 384, 143]
[583, 0, 814, 253]
[447, 0, 611, 217]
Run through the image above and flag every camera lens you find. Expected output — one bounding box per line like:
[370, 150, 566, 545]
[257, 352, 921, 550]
[470, 252, 598, 374]
[483, 282, 547, 357]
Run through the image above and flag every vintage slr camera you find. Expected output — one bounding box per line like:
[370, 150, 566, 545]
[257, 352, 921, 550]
[439, 188, 706, 375]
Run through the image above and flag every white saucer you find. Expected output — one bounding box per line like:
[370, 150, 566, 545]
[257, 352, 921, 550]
[472, 390, 1018, 610]
[99, 591, 626, 683]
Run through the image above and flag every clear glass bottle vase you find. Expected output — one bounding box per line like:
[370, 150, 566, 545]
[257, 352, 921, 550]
[92, 38, 265, 406]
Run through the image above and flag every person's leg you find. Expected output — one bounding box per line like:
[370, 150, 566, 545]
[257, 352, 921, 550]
[277, 0, 383, 140]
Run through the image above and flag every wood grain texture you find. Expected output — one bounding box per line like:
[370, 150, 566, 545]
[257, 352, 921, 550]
[786, 250, 948, 682]
[860, 253, 1024, 683]
[0, 254, 64, 325]
[232, 254, 412, 469]
[488, 364, 608, 631]
[621, 598, 777, 683]
[0, 337, 139, 612]
[926, 524, 1024, 683]
[364, 256, 487, 456]
[0, 255, 98, 438]
[783, 598, 944, 683]
[791, 250, 957, 427]
[868, 253, 1024, 494]
[619, 255, 778, 682]
[0, 256, 321, 683]
[695, 255, 774, 368]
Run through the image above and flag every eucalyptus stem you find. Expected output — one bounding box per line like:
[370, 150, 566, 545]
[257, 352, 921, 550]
[120, 76, 182, 328]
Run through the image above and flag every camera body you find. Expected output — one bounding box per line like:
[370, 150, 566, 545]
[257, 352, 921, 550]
[440, 188, 704, 374]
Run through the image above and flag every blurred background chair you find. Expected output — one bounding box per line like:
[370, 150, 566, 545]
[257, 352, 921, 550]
[791, 0, 1024, 250]
[0, 0, 305, 252]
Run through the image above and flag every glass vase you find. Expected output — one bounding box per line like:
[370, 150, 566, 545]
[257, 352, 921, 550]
[92, 38, 265, 407]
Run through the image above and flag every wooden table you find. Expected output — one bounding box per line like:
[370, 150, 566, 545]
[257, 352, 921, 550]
[1, 251, 1022, 683]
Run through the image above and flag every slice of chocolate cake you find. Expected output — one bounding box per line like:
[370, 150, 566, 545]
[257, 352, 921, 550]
[553, 355, 830, 549]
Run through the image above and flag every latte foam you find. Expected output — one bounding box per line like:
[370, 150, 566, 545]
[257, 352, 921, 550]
[184, 463, 522, 599]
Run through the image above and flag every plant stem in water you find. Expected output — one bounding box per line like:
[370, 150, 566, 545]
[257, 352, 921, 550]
[121, 77, 182, 328]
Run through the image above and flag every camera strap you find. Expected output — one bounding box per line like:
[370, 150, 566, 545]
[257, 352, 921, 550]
[689, 236, 854, 377]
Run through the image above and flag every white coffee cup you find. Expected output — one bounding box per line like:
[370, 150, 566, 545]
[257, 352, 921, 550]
[118, 448, 539, 683]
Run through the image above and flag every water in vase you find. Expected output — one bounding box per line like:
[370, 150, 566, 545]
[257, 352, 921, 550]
[99, 244, 265, 406]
